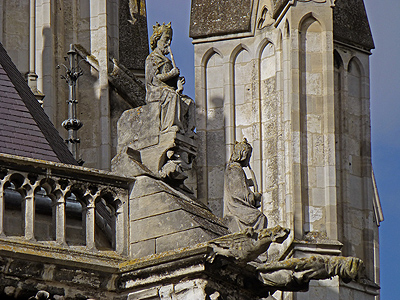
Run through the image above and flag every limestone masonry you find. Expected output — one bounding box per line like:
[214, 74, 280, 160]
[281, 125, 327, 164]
[0, 0, 382, 299]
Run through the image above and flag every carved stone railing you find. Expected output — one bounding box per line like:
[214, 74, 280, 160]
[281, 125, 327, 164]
[0, 153, 131, 255]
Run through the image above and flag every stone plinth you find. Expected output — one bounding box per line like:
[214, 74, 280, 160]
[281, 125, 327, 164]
[113, 103, 197, 182]
[112, 102, 198, 195]
[111, 103, 226, 258]
[128, 175, 228, 258]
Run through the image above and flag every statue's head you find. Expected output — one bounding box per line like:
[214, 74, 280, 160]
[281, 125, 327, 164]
[150, 22, 173, 52]
[230, 138, 252, 165]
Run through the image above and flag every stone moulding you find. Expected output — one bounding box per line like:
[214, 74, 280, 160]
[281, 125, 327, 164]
[74, 43, 147, 109]
[109, 58, 146, 108]
[0, 153, 131, 189]
[119, 244, 272, 299]
[0, 241, 273, 299]
[0, 218, 379, 299]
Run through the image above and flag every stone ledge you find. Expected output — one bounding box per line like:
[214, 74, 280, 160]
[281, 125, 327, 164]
[119, 244, 270, 298]
[0, 237, 124, 271]
[0, 153, 133, 188]
[340, 279, 380, 296]
[281, 239, 343, 260]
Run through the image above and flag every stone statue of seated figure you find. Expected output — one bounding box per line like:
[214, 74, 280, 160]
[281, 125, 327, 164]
[223, 139, 268, 233]
[145, 22, 195, 136]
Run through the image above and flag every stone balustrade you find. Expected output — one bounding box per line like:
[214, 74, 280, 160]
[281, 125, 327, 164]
[0, 153, 131, 255]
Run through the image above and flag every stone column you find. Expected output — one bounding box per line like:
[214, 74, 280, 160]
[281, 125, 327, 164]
[55, 197, 66, 245]
[24, 189, 35, 241]
[27, 0, 44, 103]
[85, 199, 96, 250]
[115, 203, 124, 254]
[90, 0, 111, 169]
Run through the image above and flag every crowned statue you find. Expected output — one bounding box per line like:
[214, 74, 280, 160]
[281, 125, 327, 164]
[145, 22, 195, 136]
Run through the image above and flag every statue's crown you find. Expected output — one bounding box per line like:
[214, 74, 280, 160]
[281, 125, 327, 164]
[152, 22, 172, 35]
[231, 138, 252, 162]
[234, 138, 251, 149]
[150, 22, 173, 50]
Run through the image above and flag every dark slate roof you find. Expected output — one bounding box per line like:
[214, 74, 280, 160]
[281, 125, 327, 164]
[333, 0, 375, 50]
[0, 43, 78, 165]
[190, 0, 253, 38]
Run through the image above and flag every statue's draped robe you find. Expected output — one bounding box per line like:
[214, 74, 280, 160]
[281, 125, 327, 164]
[145, 50, 194, 133]
[223, 161, 267, 232]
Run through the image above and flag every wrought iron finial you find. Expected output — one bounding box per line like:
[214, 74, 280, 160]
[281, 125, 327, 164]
[57, 44, 84, 163]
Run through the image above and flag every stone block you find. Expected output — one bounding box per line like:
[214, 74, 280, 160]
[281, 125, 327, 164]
[130, 192, 182, 221]
[207, 93, 224, 108]
[8, 260, 44, 278]
[129, 176, 176, 200]
[129, 175, 227, 254]
[190, 0, 252, 38]
[208, 166, 224, 199]
[130, 239, 156, 258]
[311, 188, 325, 206]
[118, 0, 149, 70]
[348, 174, 362, 209]
[208, 198, 223, 218]
[206, 70, 224, 89]
[111, 147, 153, 177]
[305, 72, 323, 96]
[116, 103, 160, 152]
[156, 227, 217, 253]
[235, 103, 252, 126]
[316, 166, 325, 188]
[206, 130, 226, 167]
[131, 210, 202, 243]
[235, 84, 245, 105]
[128, 287, 159, 300]
[207, 107, 225, 130]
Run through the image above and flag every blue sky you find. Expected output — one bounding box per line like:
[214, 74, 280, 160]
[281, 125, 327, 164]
[147, 1, 399, 298]
[364, 0, 400, 298]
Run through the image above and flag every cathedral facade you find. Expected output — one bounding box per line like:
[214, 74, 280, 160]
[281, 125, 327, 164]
[0, 0, 382, 299]
[190, 0, 382, 298]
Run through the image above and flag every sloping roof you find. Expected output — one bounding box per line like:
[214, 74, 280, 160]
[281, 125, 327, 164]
[333, 0, 375, 51]
[0, 43, 78, 165]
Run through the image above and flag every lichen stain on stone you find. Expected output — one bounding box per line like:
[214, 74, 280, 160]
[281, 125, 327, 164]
[0, 239, 123, 269]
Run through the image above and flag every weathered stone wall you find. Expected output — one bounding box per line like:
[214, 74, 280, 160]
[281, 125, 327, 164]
[333, 46, 378, 281]
[0, 0, 148, 170]
[193, 7, 287, 229]
[191, 0, 381, 299]
[0, 0, 30, 75]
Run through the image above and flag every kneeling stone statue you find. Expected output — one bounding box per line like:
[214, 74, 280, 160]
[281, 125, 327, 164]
[211, 139, 366, 295]
[223, 139, 268, 233]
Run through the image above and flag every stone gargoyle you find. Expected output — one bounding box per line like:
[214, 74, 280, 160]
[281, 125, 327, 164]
[207, 225, 290, 266]
[256, 255, 365, 292]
